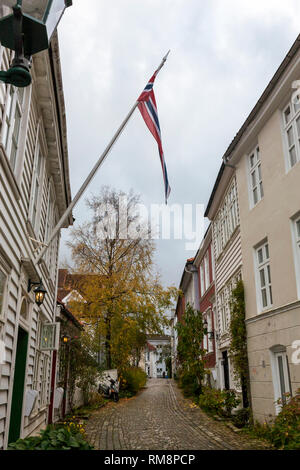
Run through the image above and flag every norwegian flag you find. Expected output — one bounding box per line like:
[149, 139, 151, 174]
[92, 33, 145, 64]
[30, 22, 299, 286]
[137, 71, 171, 204]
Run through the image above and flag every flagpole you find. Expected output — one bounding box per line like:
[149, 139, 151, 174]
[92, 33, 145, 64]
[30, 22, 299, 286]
[35, 51, 170, 265]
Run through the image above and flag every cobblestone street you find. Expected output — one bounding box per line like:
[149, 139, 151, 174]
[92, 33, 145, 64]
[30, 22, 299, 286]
[85, 379, 268, 450]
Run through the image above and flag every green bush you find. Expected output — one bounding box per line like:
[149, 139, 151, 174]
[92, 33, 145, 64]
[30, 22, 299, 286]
[8, 424, 93, 450]
[119, 389, 134, 399]
[178, 370, 201, 398]
[232, 408, 250, 428]
[120, 367, 147, 395]
[198, 387, 241, 417]
[250, 391, 300, 450]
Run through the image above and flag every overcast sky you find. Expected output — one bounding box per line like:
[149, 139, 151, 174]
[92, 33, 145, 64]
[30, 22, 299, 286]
[57, 0, 300, 288]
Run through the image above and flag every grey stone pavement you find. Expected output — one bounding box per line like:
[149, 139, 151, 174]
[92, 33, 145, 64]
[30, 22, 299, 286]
[85, 379, 269, 450]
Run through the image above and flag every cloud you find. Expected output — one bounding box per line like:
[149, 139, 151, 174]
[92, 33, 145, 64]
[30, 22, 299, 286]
[57, 0, 300, 287]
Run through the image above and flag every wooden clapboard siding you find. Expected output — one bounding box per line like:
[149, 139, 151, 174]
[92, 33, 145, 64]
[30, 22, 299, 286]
[0, 33, 71, 447]
[211, 176, 243, 352]
[215, 229, 242, 290]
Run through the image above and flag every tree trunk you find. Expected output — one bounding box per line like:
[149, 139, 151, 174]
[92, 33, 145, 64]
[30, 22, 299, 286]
[105, 315, 112, 369]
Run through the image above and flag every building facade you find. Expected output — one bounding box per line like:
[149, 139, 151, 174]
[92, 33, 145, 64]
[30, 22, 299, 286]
[143, 335, 171, 378]
[205, 168, 243, 400]
[0, 17, 72, 448]
[194, 225, 218, 387]
[222, 35, 300, 422]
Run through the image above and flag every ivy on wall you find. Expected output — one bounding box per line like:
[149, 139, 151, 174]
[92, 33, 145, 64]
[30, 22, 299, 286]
[228, 280, 251, 409]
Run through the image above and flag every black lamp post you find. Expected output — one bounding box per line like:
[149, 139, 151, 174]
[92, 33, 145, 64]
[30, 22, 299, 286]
[0, 0, 72, 87]
[28, 279, 47, 306]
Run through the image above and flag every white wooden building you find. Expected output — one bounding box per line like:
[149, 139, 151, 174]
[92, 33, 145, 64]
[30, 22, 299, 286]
[0, 12, 72, 448]
[205, 171, 243, 399]
[143, 335, 171, 379]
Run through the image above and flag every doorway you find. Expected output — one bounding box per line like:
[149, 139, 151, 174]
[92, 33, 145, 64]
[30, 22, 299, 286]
[222, 350, 230, 390]
[8, 326, 28, 444]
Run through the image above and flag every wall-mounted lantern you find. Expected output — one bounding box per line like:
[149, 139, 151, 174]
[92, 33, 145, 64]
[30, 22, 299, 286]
[28, 278, 47, 306]
[0, 0, 72, 87]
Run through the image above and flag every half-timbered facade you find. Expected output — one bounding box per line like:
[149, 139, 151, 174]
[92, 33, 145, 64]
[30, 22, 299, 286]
[0, 9, 72, 448]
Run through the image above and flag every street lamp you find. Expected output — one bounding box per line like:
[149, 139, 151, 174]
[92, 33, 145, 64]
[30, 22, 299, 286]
[0, 0, 72, 87]
[28, 279, 47, 306]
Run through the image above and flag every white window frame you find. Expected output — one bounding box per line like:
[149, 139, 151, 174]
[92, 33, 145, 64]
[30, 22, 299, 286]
[218, 289, 227, 334]
[248, 146, 264, 208]
[255, 241, 273, 312]
[214, 178, 239, 258]
[0, 254, 11, 322]
[40, 322, 60, 351]
[44, 179, 55, 267]
[270, 347, 292, 415]
[282, 100, 300, 170]
[1, 85, 25, 172]
[200, 263, 205, 297]
[206, 310, 214, 353]
[204, 253, 210, 291]
[0, 268, 8, 321]
[217, 271, 242, 335]
[291, 215, 300, 299]
[210, 245, 215, 282]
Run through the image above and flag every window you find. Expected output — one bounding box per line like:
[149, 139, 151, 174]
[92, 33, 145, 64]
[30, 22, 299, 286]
[32, 351, 50, 409]
[219, 289, 227, 333]
[271, 347, 292, 414]
[283, 101, 300, 169]
[30, 149, 44, 232]
[248, 146, 264, 207]
[204, 310, 214, 353]
[291, 216, 300, 298]
[1, 86, 25, 172]
[210, 246, 215, 282]
[218, 272, 242, 334]
[204, 254, 210, 290]
[32, 320, 55, 411]
[255, 242, 273, 310]
[214, 178, 239, 258]
[44, 181, 55, 266]
[200, 263, 205, 296]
